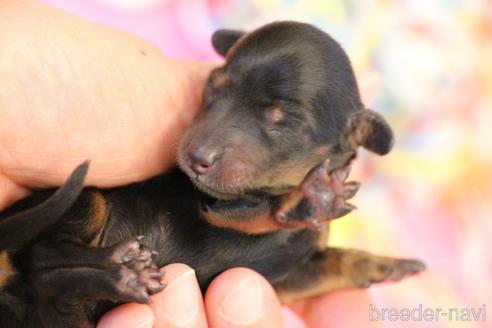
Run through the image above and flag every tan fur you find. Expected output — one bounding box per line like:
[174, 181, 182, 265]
[202, 208, 284, 234]
[276, 248, 420, 304]
[276, 249, 350, 304]
[212, 72, 230, 88]
[264, 145, 331, 192]
[84, 192, 110, 246]
[278, 276, 351, 304]
[201, 144, 335, 233]
[316, 224, 330, 250]
[0, 251, 14, 287]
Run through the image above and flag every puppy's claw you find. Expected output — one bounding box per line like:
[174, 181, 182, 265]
[336, 203, 357, 218]
[148, 271, 165, 279]
[334, 166, 351, 182]
[309, 159, 331, 182]
[113, 237, 143, 263]
[133, 292, 150, 304]
[397, 259, 426, 275]
[321, 158, 331, 171]
[343, 181, 361, 199]
[114, 240, 164, 303]
[148, 281, 166, 294]
[137, 249, 152, 262]
[274, 156, 361, 229]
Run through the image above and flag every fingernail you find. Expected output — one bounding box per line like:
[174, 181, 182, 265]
[219, 277, 263, 325]
[160, 269, 199, 327]
[135, 316, 154, 328]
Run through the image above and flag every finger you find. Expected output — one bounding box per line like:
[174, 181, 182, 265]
[205, 267, 283, 328]
[0, 0, 214, 189]
[97, 303, 154, 328]
[150, 263, 207, 328]
[290, 289, 383, 328]
[0, 173, 29, 210]
[282, 307, 308, 328]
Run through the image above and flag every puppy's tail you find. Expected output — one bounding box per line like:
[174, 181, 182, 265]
[0, 161, 89, 250]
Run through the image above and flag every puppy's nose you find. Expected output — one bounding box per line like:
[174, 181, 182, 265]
[187, 146, 218, 175]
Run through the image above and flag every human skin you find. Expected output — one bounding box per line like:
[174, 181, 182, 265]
[0, 1, 379, 327]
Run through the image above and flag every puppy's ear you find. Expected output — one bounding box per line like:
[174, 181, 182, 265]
[212, 29, 246, 57]
[347, 109, 394, 155]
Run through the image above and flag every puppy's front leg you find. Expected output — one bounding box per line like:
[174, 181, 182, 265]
[274, 108, 395, 230]
[274, 159, 360, 230]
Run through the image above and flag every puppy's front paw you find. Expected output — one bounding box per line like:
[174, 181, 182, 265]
[274, 159, 359, 229]
[112, 237, 165, 303]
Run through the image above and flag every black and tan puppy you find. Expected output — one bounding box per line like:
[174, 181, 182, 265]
[0, 21, 424, 327]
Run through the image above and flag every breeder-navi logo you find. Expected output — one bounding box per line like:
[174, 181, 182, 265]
[369, 304, 487, 322]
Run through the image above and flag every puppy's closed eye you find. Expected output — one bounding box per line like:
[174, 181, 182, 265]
[264, 107, 287, 138]
[265, 107, 285, 124]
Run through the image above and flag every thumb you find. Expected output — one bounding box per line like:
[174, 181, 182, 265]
[205, 268, 284, 328]
[97, 303, 154, 328]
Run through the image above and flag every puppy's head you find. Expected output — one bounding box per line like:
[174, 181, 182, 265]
[178, 21, 393, 200]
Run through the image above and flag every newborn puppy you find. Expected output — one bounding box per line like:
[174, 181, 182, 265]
[0, 21, 424, 328]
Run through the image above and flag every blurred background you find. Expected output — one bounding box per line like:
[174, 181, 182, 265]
[38, 0, 492, 327]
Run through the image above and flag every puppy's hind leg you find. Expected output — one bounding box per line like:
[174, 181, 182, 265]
[30, 237, 165, 328]
[274, 248, 425, 304]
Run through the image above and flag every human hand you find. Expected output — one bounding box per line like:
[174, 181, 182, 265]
[97, 263, 380, 328]
[0, 2, 379, 327]
[0, 0, 212, 208]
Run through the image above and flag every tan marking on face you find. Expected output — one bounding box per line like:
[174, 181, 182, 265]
[0, 251, 14, 287]
[313, 145, 331, 158]
[261, 145, 333, 189]
[263, 161, 315, 190]
[84, 191, 110, 246]
[212, 72, 230, 88]
[266, 107, 285, 123]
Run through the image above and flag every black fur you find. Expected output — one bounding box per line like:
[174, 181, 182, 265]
[0, 162, 88, 250]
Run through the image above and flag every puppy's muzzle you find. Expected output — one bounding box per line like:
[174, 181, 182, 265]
[185, 145, 220, 176]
